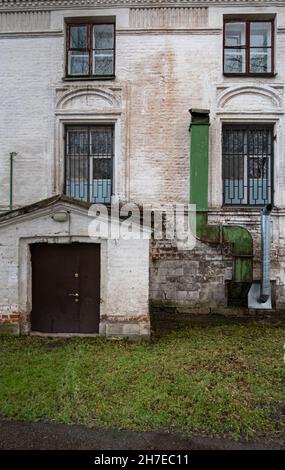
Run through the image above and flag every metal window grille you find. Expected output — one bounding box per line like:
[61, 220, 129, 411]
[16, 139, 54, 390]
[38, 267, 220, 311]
[65, 126, 114, 204]
[222, 125, 273, 206]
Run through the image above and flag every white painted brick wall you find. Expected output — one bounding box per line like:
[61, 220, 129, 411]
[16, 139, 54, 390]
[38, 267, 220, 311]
[0, 2, 285, 312]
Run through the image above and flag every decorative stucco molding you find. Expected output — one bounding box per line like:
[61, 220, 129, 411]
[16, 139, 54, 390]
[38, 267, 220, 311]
[0, 0, 285, 12]
[216, 84, 284, 112]
[130, 7, 208, 28]
[0, 10, 50, 31]
[55, 85, 122, 112]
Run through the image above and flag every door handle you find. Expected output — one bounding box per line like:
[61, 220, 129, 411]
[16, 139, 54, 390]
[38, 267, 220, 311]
[68, 293, 79, 297]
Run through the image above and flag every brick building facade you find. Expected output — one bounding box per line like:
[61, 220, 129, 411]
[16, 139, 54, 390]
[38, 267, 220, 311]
[0, 0, 285, 337]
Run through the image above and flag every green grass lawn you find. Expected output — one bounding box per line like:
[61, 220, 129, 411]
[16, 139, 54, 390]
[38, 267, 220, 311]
[0, 319, 285, 442]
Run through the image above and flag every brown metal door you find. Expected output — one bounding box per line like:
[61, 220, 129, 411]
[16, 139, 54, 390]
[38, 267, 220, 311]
[31, 243, 100, 333]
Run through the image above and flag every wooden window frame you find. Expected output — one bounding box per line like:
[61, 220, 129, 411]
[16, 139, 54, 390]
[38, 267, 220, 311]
[66, 22, 115, 79]
[223, 18, 275, 77]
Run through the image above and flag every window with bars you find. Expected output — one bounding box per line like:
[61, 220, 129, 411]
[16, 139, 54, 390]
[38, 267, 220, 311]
[222, 125, 273, 206]
[223, 19, 274, 75]
[66, 22, 115, 78]
[65, 126, 114, 204]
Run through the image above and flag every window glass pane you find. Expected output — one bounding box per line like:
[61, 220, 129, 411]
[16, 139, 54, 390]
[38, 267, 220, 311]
[249, 157, 268, 179]
[250, 22, 271, 47]
[91, 178, 112, 204]
[247, 128, 272, 155]
[66, 156, 89, 201]
[93, 159, 112, 179]
[91, 154, 112, 203]
[93, 51, 113, 75]
[222, 129, 246, 204]
[67, 129, 89, 154]
[248, 180, 270, 205]
[94, 24, 114, 49]
[250, 48, 271, 73]
[223, 129, 246, 155]
[70, 158, 88, 182]
[223, 155, 244, 179]
[69, 25, 88, 49]
[224, 48, 246, 73]
[91, 129, 113, 156]
[66, 129, 89, 202]
[225, 22, 246, 46]
[90, 128, 113, 204]
[68, 51, 89, 75]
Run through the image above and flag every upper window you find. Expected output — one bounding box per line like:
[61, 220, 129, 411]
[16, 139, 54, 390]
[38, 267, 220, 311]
[223, 19, 274, 75]
[66, 22, 115, 78]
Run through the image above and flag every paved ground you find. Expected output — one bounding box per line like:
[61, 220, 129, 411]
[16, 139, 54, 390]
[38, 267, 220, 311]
[0, 420, 283, 450]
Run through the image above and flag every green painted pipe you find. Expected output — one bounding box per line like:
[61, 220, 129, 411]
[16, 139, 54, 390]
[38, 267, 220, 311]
[189, 109, 253, 301]
[189, 111, 210, 212]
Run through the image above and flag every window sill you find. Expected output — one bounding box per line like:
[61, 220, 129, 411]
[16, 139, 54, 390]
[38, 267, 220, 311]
[63, 75, 116, 82]
[221, 205, 274, 210]
[223, 73, 277, 78]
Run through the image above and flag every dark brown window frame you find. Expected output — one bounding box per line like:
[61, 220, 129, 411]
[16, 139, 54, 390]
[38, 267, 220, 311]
[223, 18, 275, 77]
[65, 22, 116, 79]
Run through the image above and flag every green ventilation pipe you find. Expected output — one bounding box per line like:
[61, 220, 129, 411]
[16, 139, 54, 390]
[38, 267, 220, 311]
[189, 109, 253, 305]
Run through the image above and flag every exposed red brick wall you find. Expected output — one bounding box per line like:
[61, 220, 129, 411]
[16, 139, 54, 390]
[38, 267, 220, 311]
[0, 312, 20, 324]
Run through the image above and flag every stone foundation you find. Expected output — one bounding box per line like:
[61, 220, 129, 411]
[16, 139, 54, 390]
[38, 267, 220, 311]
[100, 318, 150, 339]
[150, 236, 231, 310]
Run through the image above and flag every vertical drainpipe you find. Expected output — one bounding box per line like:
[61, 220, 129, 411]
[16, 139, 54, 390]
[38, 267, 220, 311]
[9, 152, 17, 211]
[189, 109, 253, 306]
[260, 204, 272, 303]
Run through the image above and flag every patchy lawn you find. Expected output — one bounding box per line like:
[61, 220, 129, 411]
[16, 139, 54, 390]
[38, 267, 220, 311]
[0, 319, 285, 443]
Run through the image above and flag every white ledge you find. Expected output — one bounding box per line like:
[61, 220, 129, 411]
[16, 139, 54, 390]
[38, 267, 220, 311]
[0, 30, 63, 38]
[117, 27, 221, 35]
[0, 0, 285, 12]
